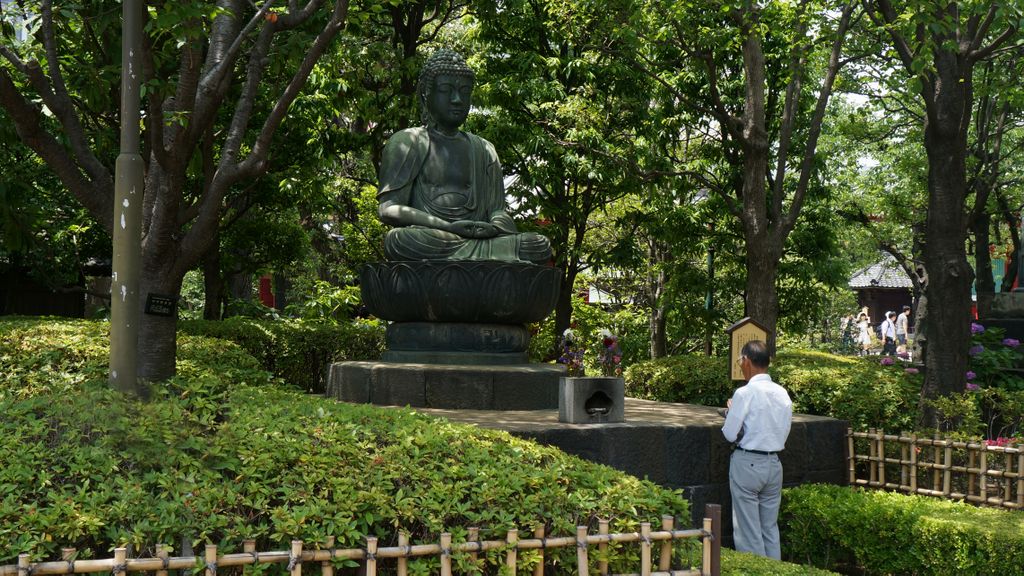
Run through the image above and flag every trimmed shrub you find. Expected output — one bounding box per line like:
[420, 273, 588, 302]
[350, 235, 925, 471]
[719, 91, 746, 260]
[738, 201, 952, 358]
[771, 349, 920, 431]
[624, 355, 732, 407]
[722, 548, 840, 575]
[179, 317, 384, 393]
[0, 317, 689, 574]
[781, 484, 1024, 575]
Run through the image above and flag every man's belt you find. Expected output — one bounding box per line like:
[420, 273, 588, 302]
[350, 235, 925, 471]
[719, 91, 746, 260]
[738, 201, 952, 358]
[735, 446, 778, 456]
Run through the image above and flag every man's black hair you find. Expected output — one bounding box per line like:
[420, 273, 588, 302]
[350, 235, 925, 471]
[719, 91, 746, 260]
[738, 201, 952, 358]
[741, 340, 771, 368]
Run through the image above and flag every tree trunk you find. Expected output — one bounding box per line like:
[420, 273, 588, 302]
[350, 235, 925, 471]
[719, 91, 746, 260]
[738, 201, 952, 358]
[745, 248, 780, 352]
[137, 266, 185, 383]
[917, 69, 974, 428]
[647, 240, 668, 359]
[553, 265, 578, 350]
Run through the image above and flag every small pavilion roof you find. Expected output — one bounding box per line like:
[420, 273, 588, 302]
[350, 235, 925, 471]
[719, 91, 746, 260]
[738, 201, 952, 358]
[849, 253, 913, 289]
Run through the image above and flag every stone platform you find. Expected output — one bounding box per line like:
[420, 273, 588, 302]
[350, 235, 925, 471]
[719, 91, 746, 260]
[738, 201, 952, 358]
[408, 398, 848, 538]
[327, 361, 565, 410]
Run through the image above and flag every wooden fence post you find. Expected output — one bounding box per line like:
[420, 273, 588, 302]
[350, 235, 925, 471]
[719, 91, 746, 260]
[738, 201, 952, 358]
[943, 438, 953, 497]
[468, 527, 479, 565]
[847, 428, 856, 484]
[658, 515, 673, 571]
[61, 548, 75, 576]
[322, 536, 335, 576]
[243, 540, 256, 571]
[155, 545, 169, 576]
[363, 538, 376, 576]
[877, 429, 886, 486]
[704, 503, 721, 576]
[909, 433, 918, 493]
[575, 526, 588, 575]
[289, 541, 303, 576]
[640, 523, 651, 576]
[113, 548, 126, 576]
[506, 529, 518, 574]
[1017, 444, 1024, 508]
[440, 533, 452, 576]
[205, 544, 217, 576]
[17, 554, 30, 576]
[979, 447, 988, 503]
[533, 525, 545, 576]
[868, 428, 877, 485]
[598, 519, 609, 576]
[396, 532, 408, 576]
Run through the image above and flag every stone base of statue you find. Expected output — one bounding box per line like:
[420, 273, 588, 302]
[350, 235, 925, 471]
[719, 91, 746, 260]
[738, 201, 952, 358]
[327, 361, 565, 410]
[383, 322, 530, 364]
[329, 259, 562, 409]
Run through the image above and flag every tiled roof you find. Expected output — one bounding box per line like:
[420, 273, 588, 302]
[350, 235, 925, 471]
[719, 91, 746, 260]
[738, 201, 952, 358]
[849, 253, 913, 289]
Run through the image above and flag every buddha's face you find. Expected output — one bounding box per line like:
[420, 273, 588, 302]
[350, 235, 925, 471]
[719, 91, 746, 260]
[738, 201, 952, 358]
[427, 73, 472, 132]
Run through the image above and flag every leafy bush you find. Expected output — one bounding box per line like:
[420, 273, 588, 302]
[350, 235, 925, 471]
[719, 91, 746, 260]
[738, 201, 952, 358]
[626, 348, 921, 430]
[781, 484, 1024, 575]
[0, 317, 689, 574]
[722, 548, 840, 575]
[625, 355, 732, 407]
[179, 317, 384, 393]
[770, 349, 920, 431]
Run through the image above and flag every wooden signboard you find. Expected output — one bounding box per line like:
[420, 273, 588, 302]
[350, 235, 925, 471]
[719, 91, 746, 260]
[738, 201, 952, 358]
[726, 317, 769, 381]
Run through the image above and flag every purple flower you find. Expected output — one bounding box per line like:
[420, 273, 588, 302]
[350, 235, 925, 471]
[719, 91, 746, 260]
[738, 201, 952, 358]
[971, 322, 986, 334]
[969, 344, 985, 356]
[1003, 338, 1021, 348]
[966, 371, 977, 381]
[966, 382, 979, 391]
[904, 367, 919, 374]
[880, 357, 895, 365]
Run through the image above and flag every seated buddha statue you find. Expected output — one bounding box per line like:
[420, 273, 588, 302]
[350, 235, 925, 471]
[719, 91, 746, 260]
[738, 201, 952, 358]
[377, 49, 552, 265]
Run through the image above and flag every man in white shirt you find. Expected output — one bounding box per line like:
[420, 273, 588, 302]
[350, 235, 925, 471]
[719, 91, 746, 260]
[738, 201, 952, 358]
[721, 340, 792, 560]
[879, 311, 897, 355]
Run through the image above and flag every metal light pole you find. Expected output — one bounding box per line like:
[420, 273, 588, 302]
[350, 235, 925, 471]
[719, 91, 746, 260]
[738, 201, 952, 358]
[109, 0, 145, 395]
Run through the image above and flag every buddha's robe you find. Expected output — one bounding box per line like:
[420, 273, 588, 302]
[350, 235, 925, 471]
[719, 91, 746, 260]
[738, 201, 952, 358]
[377, 127, 551, 264]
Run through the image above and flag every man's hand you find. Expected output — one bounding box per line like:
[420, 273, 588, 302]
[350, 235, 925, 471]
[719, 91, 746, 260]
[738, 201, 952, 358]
[449, 220, 499, 238]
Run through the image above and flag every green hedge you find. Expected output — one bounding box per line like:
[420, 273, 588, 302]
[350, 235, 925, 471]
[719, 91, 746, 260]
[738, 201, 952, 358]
[722, 548, 839, 575]
[781, 484, 1024, 575]
[0, 317, 689, 574]
[179, 317, 385, 393]
[625, 355, 733, 407]
[626, 349, 921, 430]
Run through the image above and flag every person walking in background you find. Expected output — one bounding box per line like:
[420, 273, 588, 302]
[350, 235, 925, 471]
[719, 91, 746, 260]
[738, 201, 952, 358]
[721, 340, 793, 560]
[896, 305, 911, 346]
[880, 311, 897, 355]
[856, 312, 872, 355]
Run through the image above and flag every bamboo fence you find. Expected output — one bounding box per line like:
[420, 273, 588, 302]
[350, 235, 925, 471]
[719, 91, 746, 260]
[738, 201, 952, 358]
[847, 428, 1024, 509]
[0, 505, 721, 576]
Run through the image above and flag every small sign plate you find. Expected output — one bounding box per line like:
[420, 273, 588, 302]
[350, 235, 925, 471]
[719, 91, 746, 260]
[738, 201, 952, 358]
[145, 293, 177, 317]
[727, 317, 769, 381]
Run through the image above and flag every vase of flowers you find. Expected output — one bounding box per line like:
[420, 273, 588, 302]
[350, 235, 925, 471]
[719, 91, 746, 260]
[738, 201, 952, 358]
[557, 328, 625, 423]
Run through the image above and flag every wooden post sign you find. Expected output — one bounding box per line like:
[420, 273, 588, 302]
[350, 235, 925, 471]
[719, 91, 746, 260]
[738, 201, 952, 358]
[726, 317, 769, 381]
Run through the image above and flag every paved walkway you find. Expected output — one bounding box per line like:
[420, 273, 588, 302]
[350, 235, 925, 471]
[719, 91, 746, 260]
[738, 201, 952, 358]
[409, 397, 837, 433]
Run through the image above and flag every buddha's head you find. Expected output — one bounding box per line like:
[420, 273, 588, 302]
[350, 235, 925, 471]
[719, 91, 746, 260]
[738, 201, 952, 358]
[418, 49, 475, 132]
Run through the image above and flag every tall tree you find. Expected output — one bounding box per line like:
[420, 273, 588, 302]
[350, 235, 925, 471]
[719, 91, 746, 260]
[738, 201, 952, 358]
[471, 0, 657, 345]
[0, 0, 351, 384]
[635, 0, 857, 350]
[862, 0, 1020, 427]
